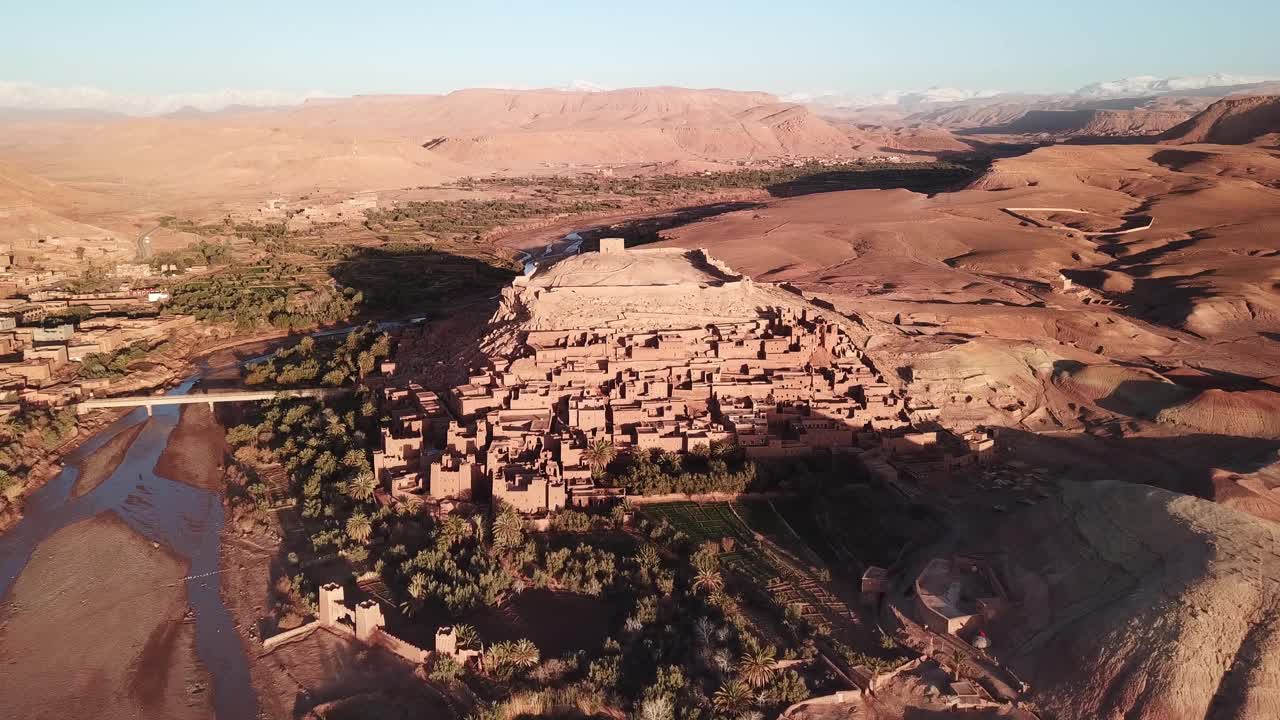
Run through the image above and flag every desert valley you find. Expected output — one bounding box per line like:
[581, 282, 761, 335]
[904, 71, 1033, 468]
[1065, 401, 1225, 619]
[1, 55, 1279, 720]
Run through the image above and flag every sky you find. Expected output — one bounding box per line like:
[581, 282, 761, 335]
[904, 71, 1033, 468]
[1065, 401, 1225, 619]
[3, 0, 1279, 113]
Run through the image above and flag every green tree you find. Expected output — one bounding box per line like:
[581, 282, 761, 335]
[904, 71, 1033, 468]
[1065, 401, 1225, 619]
[454, 623, 480, 651]
[345, 471, 377, 503]
[489, 638, 540, 678]
[712, 680, 753, 716]
[492, 508, 524, 552]
[739, 645, 778, 689]
[581, 437, 617, 475]
[345, 512, 373, 544]
[429, 654, 463, 682]
[693, 566, 724, 595]
[765, 670, 809, 704]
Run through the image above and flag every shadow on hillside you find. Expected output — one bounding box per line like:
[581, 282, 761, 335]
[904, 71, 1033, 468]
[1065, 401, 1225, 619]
[872, 138, 1043, 162]
[996, 426, 1280, 500]
[1150, 148, 1216, 170]
[329, 245, 518, 319]
[1051, 360, 1194, 419]
[1096, 379, 1194, 419]
[576, 201, 765, 249]
[765, 163, 980, 198]
[1060, 135, 1169, 146]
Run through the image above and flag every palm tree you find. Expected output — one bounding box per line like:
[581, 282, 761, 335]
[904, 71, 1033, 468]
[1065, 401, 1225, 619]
[454, 623, 480, 651]
[636, 544, 660, 573]
[582, 438, 617, 475]
[693, 567, 725, 595]
[407, 571, 427, 599]
[508, 638, 540, 669]
[345, 512, 373, 544]
[492, 509, 524, 551]
[692, 543, 720, 574]
[712, 679, 752, 716]
[610, 502, 628, 527]
[345, 471, 377, 502]
[400, 572, 426, 616]
[738, 645, 777, 688]
[491, 638, 540, 674]
[342, 447, 368, 469]
[438, 515, 471, 546]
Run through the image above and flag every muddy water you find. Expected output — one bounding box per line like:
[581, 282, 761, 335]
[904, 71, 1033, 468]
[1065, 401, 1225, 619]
[0, 376, 256, 720]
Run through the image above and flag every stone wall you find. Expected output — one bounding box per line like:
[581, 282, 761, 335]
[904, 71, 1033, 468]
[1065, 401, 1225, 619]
[370, 628, 431, 665]
[261, 620, 320, 651]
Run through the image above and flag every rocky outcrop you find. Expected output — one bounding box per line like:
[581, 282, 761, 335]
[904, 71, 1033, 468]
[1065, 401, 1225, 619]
[991, 481, 1280, 720]
[1159, 95, 1280, 145]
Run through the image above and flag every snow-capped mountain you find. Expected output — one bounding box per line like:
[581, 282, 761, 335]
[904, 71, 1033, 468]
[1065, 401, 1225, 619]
[0, 80, 331, 116]
[791, 73, 1280, 111]
[560, 80, 611, 93]
[784, 87, 1003, 108]
[1073, 74, 1280, 98]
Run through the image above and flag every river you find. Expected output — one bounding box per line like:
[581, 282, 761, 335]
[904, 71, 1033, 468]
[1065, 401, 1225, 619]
[0, 373, 256, 719]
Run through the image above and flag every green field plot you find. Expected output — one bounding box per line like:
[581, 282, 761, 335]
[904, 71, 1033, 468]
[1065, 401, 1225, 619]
[732, 500, 826, 568]
[641, 501, 783, 584]
[640, 501, 756, 545]
[641, 501, 866, 643]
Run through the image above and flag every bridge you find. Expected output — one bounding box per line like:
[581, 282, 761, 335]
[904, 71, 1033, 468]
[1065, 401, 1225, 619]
[76, 387, 347, 415]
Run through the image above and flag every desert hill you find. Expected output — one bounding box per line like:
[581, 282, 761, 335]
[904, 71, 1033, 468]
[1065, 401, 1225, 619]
[985, 480, 1280, 720]
[0, 114, 471, 213]
[807, 80, 1280, 138]
[0, 87, 858, 213]
[406, 89, 855, 167]
[813, 93, 1219, 132]
[225, 87, 855, 167]
[833, 123, 972, 154]
[261, 87, 783, 135]
[989, 108, 1189, 137]
[1160, 94, 1280, 145]
[646, 142, 1280, 482]
[0, 159, 127, 247]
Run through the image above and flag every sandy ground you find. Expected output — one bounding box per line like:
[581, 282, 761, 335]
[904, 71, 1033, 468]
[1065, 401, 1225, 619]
[0, 513, 213, 720]
[154, 403, 227, 492]
[71, 421, 147, 498]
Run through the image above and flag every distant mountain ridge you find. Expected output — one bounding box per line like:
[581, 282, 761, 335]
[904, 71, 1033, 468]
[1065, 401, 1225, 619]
[1072, 73, 1280, 98]
[801, 75, 1280, 134]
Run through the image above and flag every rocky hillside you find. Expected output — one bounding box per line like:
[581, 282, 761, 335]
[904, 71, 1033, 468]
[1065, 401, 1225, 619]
[1160, 95, 1280, 144]
[991, 480, 1280, 720]
[414, 89, 855, 167]
[999, 109, 1189, 137]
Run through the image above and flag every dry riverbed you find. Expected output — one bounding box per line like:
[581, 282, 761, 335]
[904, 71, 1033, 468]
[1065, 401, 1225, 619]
[155, 402, 227, 492]
[0, 513, 214, 720]
[70, 422, 147, 498]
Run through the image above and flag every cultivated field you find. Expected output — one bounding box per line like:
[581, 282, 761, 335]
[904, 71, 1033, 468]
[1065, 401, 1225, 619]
[640, 501, 863, 638]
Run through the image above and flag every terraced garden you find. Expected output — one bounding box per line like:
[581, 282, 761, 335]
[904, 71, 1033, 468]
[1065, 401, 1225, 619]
[640, 501, 862, 636]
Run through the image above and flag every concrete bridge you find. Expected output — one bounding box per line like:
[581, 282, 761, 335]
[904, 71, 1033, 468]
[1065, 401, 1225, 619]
[76, 387, 346, 415]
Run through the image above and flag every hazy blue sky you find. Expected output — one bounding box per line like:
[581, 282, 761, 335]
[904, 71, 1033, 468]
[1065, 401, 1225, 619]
[4, 0, 1279, 100]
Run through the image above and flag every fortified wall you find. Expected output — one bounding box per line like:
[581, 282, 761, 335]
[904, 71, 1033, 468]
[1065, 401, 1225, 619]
[268, 583, 482, 668]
